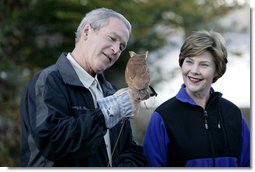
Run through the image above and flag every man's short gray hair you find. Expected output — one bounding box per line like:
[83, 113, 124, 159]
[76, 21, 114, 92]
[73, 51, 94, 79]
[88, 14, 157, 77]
[75, 8, 132, 43]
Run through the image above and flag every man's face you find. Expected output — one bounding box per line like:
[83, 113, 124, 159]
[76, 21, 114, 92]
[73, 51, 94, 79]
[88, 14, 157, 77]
[82, 17, 130, 76]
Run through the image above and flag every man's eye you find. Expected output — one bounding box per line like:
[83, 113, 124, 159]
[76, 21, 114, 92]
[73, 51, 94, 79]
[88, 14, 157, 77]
[109, 36, 116, 41]
[120, 44, 125, 52]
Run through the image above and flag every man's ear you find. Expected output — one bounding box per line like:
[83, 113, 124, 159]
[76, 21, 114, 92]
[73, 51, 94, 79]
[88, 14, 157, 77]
[82, 23, 91, 36]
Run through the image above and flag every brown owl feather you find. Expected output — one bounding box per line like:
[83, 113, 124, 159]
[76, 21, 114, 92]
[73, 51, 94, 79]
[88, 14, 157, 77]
[125, 51, 157, 101]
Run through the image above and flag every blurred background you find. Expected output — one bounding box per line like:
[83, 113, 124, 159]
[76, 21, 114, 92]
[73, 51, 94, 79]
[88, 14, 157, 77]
[0, 0, 250, 166]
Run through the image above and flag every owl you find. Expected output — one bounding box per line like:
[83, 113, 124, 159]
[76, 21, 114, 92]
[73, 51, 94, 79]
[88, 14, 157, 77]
[125, 51, 157, 101]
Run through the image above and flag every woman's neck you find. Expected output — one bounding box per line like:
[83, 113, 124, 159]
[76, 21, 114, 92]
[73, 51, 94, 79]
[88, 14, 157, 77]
[188, 90, 210, 109]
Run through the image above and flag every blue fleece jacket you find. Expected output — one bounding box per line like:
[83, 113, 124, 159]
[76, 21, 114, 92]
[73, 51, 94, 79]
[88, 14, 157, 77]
[143, 84, 250, 167]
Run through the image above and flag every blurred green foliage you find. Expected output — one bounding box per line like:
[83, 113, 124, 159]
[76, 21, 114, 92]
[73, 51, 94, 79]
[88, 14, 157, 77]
[0, 0, 248, 166]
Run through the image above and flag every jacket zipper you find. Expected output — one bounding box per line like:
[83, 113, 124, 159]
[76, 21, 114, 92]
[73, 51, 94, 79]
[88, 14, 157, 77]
[203, 110, 216, 166]
[203, 110, 209, 130]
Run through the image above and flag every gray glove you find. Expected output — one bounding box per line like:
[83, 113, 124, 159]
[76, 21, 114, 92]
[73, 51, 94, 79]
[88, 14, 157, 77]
[97, 88, 138, 128]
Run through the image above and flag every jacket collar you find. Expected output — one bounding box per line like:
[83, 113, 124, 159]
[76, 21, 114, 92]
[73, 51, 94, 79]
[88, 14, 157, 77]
[56, 52, 115, 96]
[176, 84, 222, 106]
[56, 52, 83, 87]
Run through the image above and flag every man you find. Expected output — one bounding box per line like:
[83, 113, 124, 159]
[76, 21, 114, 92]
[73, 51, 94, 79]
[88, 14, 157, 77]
[20, 8, 147, 167]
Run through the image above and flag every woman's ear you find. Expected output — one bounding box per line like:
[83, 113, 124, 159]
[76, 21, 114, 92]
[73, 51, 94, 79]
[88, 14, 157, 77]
[213, 72, 219, 83]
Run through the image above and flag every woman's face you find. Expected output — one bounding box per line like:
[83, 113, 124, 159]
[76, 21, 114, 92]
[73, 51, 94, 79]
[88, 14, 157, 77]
[181, 51, 217, 97]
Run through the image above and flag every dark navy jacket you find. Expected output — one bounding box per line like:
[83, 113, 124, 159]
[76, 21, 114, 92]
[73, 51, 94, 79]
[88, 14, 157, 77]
[143, 84, 250, 167]
[20, 53, 147, 167]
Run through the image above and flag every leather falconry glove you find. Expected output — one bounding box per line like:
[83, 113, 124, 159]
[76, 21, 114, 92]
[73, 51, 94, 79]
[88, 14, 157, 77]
[97, 51, 157, 128]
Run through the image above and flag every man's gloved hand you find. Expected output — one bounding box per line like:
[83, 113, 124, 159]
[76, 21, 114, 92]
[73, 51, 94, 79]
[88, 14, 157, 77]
[97, 88, 138, 129]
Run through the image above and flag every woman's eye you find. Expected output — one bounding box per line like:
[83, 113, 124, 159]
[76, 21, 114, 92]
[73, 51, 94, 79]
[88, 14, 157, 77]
[201, 63, 209, 67]
[185, 60, 192, 64]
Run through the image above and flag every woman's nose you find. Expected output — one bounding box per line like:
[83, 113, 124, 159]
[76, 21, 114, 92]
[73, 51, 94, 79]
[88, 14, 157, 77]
[191, 64, 200, 75]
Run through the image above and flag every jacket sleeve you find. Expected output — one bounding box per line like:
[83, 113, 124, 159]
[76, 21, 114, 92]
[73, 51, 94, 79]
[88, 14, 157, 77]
[238, 114, 250, 167]
[111, 119, 147, 167]
[143, 112, 170, 167]
[28, 72, 107, 161]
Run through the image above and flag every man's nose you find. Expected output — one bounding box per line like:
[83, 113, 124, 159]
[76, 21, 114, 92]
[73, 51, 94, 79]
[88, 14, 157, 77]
[112, 44, 120, 54]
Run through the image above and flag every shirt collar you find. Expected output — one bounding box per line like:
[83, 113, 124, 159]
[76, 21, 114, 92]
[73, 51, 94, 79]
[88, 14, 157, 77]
[66, 53, 97, 89]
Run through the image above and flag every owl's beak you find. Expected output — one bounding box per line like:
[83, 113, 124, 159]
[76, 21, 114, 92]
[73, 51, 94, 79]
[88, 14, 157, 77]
[149, 85, 157, 97]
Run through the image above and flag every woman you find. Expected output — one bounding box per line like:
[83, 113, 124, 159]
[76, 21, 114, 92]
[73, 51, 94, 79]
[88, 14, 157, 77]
[143, 30, 250, 167]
